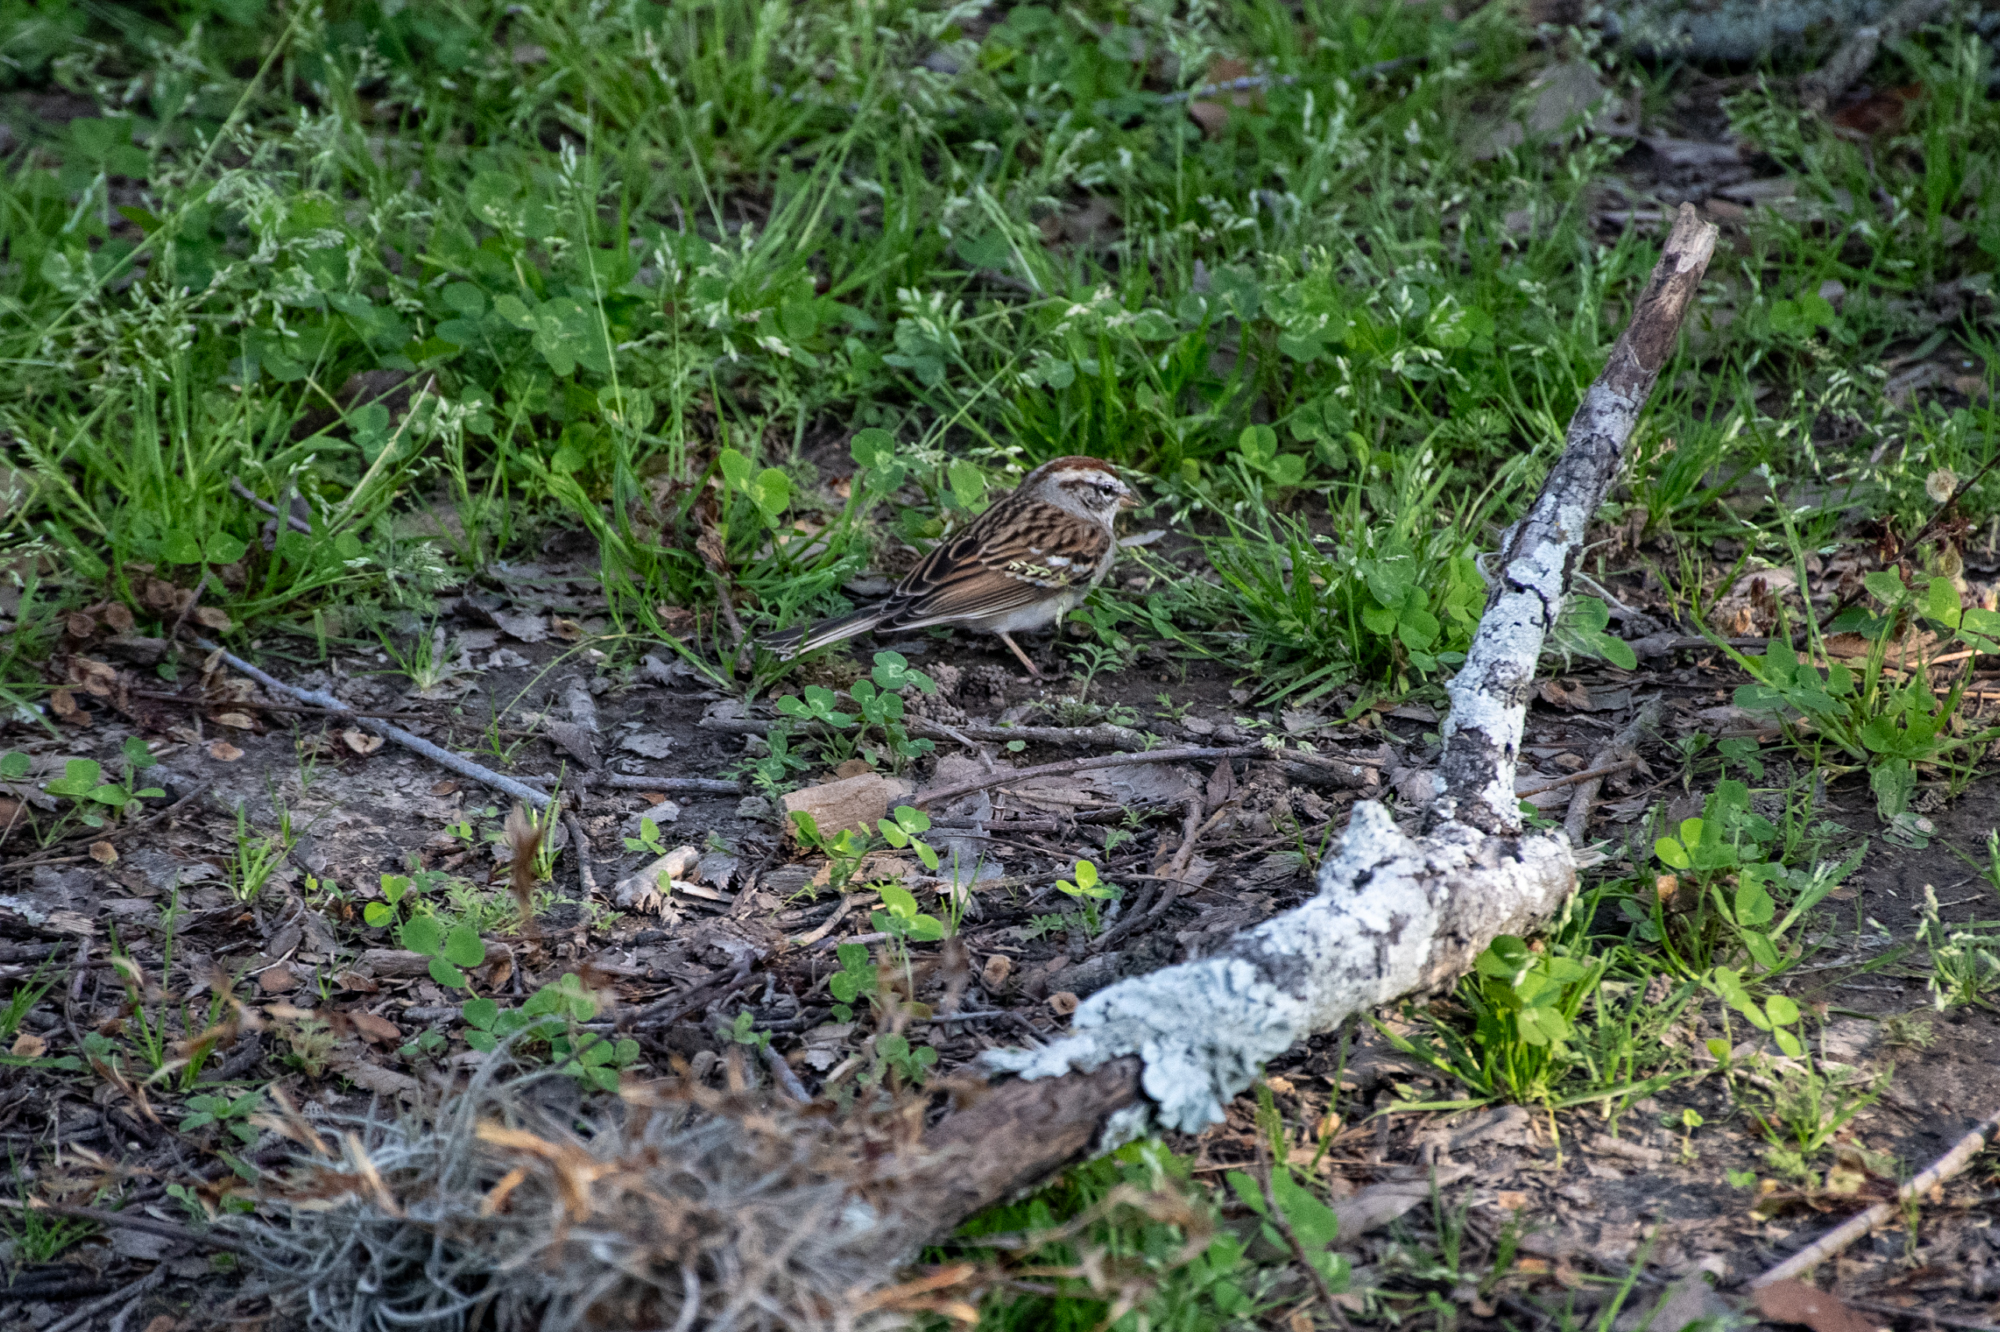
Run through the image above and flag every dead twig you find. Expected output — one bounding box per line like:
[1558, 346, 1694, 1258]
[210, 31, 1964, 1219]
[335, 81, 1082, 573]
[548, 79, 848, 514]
[41, 1264, 167, 1332]
[1751, 1102, 2000, 1288]
[759, 1043, 812, 1103]
[192, 639, 552, 810]
[619, 959, 756, 1031]
[1, 781, 212, 872]
[166, 575, 207, 647]
[230, 476, 314, 534]
[914, 746, 1259, 810]
[563, 812, 597, 898]
[1086, 796, 1209, 957]
[1562, 697, 1661, 844]
[519, 773, 745, 795]
[0, 1196, 252, 1255]
[130, 689, 459, 725]
[1259, 1165, 1348, 1329]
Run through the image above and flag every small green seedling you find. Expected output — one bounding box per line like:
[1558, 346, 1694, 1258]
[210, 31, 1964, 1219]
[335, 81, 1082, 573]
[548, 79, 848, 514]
[721, 1008, 772, 1052]
[365, 873, 415, 929]
[1709, 966, 1805, 1057]
[828, 942, 877, 1023]
[868, 1031, 938, 1085]
[1057, 859, 1115, 902]
[876, 805, 940, 870]
[180, 1089, 264, 1146]
[398, 915, 485, 988]
[871, 880, 946, 944]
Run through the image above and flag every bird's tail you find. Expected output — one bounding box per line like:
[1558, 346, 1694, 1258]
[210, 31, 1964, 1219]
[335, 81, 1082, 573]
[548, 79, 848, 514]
[762, 608, 885, 659]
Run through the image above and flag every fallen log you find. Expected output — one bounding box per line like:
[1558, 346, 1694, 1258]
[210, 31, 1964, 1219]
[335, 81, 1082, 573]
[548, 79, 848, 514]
[908, 201, 1717, 1229]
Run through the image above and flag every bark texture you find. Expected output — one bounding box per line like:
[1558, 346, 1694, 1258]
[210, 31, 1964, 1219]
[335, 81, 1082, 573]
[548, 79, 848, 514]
[1434, 204, 1717, 834]
[879, 203, 1719, 1253]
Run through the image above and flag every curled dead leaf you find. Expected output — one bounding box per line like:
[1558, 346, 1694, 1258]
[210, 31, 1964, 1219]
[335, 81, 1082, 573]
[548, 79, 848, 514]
[1753, 1279, 1876, 1332]
[10, 1031, 47, 1058]
[49, 687, 81, 721]
[213, 712, 256, 730]
[1047, 990, 1079, 1016]
[347, 1012, 402, 1045]
[70, 657, 118, 696]
[88, 841, 118, 865]
[103, 603, 135, 634]
[551, 617, 584, 642]
[193, 607, 233, 632]
[981, 954, 1013, 989]
[342, 729, 385, 755]
[66, 612, 97, 639]
[207, 740, 245, 762]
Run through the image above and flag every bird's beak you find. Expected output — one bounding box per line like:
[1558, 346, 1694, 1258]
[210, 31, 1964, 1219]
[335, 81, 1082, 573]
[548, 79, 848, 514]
[1118, 491, 1140, 510]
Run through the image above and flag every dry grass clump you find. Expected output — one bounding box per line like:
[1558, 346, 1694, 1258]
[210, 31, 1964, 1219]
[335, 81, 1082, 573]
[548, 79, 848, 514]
[229, 1056, 949, 1332]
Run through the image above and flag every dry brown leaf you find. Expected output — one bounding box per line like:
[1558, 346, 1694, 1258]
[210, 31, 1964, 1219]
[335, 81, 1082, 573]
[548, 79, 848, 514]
[88, 841, 118, 865]
[193, 607, 233, 632]
[333, 971, 378, 993]
[103, 603, 135, 634]
[10, 1031, 47, 1058]
[551, 617, 584, 641]
[258, 967, 297, 994]
[981, 954, 1013, 989]
[348, 1012, 401, 1045]
[430, 780, 458, 796]
[49, 687, 81, 721]
[332, 1056, 420, 1098]
[65, 612, 97, 639]
[1753, 1279, 1876, 1332]
[213, 711, 256, 730]
[1495, 1190, 1530, 1210]
[341, 728, 384, 755]
[207, 740, 244, 762]
[70, 657, 119, 696]
[1048, 991, 1079, 1016]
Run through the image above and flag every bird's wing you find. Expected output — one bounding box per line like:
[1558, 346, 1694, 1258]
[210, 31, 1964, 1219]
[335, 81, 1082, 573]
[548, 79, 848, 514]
[880, 500, 1112, 628]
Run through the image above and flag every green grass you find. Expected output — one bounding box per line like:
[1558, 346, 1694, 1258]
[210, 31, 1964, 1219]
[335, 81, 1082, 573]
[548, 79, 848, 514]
[6, 0, 1990, 697]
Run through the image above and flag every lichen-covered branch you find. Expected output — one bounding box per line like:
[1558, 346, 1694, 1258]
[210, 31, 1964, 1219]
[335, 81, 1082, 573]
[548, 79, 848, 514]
[895, 206, 1719, 1238]
[1434, 204, 1717, 834]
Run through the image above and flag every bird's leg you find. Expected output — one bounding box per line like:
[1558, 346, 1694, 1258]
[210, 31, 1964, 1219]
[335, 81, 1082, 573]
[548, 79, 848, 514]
[998, 632, 1042, 678]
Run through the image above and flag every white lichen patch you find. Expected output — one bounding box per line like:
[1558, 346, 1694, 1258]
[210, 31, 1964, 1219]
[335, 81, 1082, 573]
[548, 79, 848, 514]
[985, 803, 1575, 1133]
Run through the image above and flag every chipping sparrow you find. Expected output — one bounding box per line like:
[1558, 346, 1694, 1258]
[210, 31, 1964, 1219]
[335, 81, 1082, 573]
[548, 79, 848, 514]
[765, 455, 1137, 676]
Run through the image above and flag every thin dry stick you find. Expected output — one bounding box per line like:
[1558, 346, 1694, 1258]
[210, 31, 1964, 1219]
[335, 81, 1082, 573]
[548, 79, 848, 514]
[1088, 796, 1211, 957]
[166, 576, 207, 646]
[192, 639, 551, 809]
[1516, 758, 1641, 802]
[230, 476, 314, 534]
[41, 1265, 167, 1332]
[1751, 1102, 2000, 1288]
[1435, 203, 1717, 833]
[563, 811, 598, 898]
[914, 745, 1259, 809]
[1562, 696, 1662, 844]
[519, 773, 744, 794]
[0, 1196, 250, 1254]
[130, 689, 463, 726]
[1259, 1166, 1348, 1329]
[759, 1043, 812, 1103]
